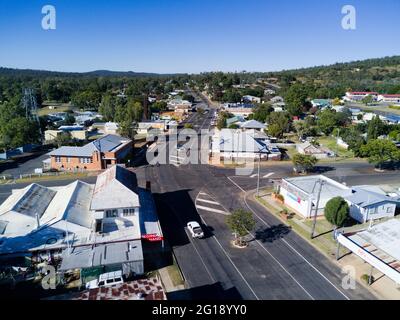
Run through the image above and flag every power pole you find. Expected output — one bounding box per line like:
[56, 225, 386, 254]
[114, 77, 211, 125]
[311, 179, 325, 239]
[22, 88, 43, 142]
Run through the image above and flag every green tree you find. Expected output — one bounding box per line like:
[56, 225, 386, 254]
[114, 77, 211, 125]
[99, 94, 116, 121]
[266, 112, 291, 138]
[0, 118, 40, 149]
[324, 197, 349, 229]
[118, 120, 137, 140]
[252, 103, 273, 123]
[292, 154, 318, 173]
[360, 139, 400, 170]
[316, 109, 339, 135]
[367, 116, 387, 140]
[226, 209, 256, 247]
[285, 83, 309, 116]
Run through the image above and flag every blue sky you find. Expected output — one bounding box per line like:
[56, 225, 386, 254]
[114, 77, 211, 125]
[0, 0, 399, 73]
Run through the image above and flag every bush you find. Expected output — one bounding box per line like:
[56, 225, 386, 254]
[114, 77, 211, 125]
[324, 197, 349, 228]
[361, 274, 374, 285]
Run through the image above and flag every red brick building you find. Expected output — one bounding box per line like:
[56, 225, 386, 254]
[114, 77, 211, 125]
[48, 134, 133, 171]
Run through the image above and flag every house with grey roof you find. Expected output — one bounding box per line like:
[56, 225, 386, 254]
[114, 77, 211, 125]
[345, 186, 400, 223]
[211, 129, 281, 161]
[48, 134, 132, 171]
[240, 119, 266, 131]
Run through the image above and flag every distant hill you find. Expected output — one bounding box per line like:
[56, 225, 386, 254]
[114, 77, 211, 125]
[0, 67, 183, 78]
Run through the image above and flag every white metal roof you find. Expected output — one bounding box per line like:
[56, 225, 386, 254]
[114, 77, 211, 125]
[90, 165, 140, 211]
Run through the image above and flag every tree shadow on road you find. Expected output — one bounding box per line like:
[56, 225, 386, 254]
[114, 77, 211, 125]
[253, 224, 292, 243]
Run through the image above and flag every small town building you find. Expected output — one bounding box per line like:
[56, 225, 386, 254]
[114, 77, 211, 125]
[377, 94, 400, 104]
[311, 99, 331, 108]
[343, 92, 378, 102]
[242, 95, 261, 104]
[337, 219, 400, 285]
[222, 103, 255, 118]
[48, 134, 132, 171]
[296, 142, 335, 159]
[211, 129, 280, 161]
[344, 186, 400, 223]
[0, 165, 163, 277]
[278, 175, 352, 218]
[240, 120, 266, 131]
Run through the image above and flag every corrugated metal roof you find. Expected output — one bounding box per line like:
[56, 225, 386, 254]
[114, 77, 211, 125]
[91, 165, 139, 211]
[345, 187, 399, 208]
[11, 184, 56, 218]
[218, 129, 269, 153]
[48, 135, 131, 157]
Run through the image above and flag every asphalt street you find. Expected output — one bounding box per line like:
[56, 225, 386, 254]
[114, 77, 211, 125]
[141, 93, 377, 300]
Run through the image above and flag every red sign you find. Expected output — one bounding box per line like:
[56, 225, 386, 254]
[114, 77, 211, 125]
[142, 234, 164, 242]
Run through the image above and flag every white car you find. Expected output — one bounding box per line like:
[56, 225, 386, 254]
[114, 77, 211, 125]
[187, 221, 204, 238]
[85, 271, 124, 290]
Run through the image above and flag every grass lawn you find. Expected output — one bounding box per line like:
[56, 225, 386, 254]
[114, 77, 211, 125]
[317, 136, 355, 159]
[165, 263, 184, 287]
[38, 104, 76, 116]
[14, 172, 90, 184]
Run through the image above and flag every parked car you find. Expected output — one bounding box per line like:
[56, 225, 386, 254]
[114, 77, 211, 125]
[187, 221, 204, 238]
[85, 271, 124, 290]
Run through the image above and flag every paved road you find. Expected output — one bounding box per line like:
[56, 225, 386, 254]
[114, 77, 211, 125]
[215, 161, 400, 192]
[143, 92, 377, 300]
[0, 152, 51, 177]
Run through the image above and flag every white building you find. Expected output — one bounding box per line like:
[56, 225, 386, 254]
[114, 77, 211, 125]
[211, 129, 280, 161]
[338, 219, 400, 285]
[343, 92, 378, 102]
[377, 94, 400, 104]
[279, 175, 352, 218]
[344, 186, 399, 223]
[296, 142, 334, 159]
[0, 165, 163, 273]
[104, 122, 120, 135]
[240, 120, 266, 131]
[222, 103, 255, 118]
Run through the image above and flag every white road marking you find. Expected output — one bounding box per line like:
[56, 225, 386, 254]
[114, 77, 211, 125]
[195, 205, 230, 215]
[242, 188, 351, 300]
[263, 173, 274, 179]
[227, 176, 246, 192]
[184, 228, 217, 284]
[199, 214, 260, 300]
[199, 192, 208, 196]
[250, 174, 258, 178]
[196, 198, 220, 205]
[226, 178, 350, 300]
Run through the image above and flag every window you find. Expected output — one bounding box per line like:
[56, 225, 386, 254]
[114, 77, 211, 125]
[387, 206, 393, 213]
[123, 208, 136, 217]
[55, 156, 61, 163]
[79, 157, 92, 164]
[106, 210, 118, 218]
[368, 207, 376, 215]
[67, 157, 71, 163]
